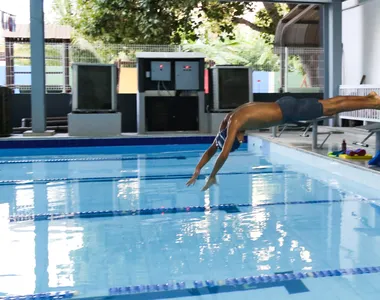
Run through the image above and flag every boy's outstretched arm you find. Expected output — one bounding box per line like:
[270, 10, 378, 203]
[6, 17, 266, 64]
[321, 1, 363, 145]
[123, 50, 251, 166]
[201, 125, 238, 191]
[186, 112, 232, 187]
[186, 141, 218, 186]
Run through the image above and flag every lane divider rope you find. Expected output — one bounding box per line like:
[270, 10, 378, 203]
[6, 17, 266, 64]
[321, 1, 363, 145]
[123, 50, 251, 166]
[0, 291, 78, 300]
[8, 200, 352, 223]
[0, 156, 187, 165]
[107, 266, 380, 296]
[1, 266, 377, 299]
[0, 170, 285, 186]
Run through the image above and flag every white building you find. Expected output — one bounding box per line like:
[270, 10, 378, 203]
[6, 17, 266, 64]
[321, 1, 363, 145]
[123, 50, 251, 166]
[342, 0, 380, 85]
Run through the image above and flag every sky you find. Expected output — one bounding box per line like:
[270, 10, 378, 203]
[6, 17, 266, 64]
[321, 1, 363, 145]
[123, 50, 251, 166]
[0, 0, 57, 24]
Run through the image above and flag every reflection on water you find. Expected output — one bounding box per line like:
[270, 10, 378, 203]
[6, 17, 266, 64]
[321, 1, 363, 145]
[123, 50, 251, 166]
[47, 183, 69, 213]
[48, 224, 83, 289]
[117, 179, 140, 209]
[251, 174, 282, 204]
[0, 150, 379, 297]
[15, 185, 34, 215]
[276, 221, 287, 247]
[0, 219, 84, 295]
[0, 219, 36, 295]
[1, 199, 380, 297]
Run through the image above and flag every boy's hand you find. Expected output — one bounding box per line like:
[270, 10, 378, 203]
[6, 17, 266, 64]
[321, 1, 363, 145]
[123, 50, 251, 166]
[186, 169, 200, 186]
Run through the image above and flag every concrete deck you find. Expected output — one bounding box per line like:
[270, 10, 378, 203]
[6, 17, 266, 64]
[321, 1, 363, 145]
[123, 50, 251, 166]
[249, 125, 380, 173]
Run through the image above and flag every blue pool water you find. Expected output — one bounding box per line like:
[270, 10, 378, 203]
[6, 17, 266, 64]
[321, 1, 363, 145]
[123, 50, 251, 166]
[1, 141, 380, 300]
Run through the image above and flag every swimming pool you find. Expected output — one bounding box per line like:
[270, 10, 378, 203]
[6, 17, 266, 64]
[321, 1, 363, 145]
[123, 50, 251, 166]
[1, 137, 380, 300]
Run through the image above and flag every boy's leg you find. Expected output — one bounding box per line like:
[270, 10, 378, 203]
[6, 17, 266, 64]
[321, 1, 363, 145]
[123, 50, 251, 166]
[320, 92, 380, 116]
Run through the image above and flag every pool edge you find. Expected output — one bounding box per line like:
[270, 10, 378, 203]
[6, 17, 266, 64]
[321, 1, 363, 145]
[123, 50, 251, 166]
[0, 134, 248, 149]
[248, 133, 380, 176]
[248, 133, 380, 194]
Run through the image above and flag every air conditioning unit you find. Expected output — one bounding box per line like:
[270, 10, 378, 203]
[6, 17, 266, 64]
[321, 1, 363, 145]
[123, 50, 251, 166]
[72, 63, 117, 112]
[211, 66, 252, 110]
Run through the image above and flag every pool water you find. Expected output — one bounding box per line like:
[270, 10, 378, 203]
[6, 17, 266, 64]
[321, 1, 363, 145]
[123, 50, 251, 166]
[1, 142, 380, 300]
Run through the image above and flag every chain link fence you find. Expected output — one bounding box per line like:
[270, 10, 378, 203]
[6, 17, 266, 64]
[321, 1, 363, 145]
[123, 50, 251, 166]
[283, 47, 324, 93]
[0, 41, 323, 94]
[0, 42, 183, 92]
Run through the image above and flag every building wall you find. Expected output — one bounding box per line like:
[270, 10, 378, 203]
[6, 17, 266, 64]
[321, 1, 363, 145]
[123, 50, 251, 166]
[342, 0, 380, 85]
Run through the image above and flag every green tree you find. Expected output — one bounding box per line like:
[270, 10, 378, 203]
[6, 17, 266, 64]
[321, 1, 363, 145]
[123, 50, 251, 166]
[54, 0, 318, 86]
[53, 0, 293, 45]
[182, 30, 281, 71]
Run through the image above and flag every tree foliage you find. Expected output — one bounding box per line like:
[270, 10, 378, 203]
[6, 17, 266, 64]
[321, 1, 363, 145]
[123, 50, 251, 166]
[53, 0, 315, 85]
[183, 30, 281, 71]
[183, 29, 304, 73]
[53, 0, 293, 45]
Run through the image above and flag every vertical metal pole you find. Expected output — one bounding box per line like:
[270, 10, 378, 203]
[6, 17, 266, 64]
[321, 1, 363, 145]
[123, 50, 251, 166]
[312, 119, 318, 151]
[320, 4, 330, 99]
[30, 0, 46, 133]
[61, 45, 65, 92]
[271, 125, 278, 137]
[325, 0, 343, 127]
[284, 47, 289, 93]
[63, 43, 70, 93]
[136, 58, 145, 134]
[279, 47, 285, 92]
[137, 93, 145, 134]
[272, 47, 283, 137]
[198, 91, 207, 133]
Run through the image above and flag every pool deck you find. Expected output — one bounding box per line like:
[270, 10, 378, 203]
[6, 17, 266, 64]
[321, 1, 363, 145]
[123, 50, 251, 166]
[249, 125, 380, 174]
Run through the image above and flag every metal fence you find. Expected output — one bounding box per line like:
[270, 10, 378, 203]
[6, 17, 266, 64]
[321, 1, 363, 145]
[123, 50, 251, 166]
[284, 47, 324, 92]
[0, 41, 183, 92]
[339, 85, 380, 122]
[0, 41, 324, 94]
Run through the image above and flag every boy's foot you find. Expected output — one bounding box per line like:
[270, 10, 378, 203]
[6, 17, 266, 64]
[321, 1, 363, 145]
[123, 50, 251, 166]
[368, 91, 380, 108]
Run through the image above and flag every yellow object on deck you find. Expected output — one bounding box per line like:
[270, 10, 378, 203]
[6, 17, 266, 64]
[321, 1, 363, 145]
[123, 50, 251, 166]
[327, 152, 373, 160]
[338, 154, 373, 160]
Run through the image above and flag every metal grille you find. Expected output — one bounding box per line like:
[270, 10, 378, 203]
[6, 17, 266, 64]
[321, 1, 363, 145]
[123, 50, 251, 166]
[339, 85, 380, 122]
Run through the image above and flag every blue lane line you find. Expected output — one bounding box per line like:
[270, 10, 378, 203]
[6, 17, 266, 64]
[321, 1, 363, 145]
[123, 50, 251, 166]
[0, 156, 188, 165]
[1, 266, 379, 300]
[2, 266, 378, 300]
[0, 291, 77, 300]
[0, 170, 285, 186]
[103, 266, 380, 299]
[8, 200, 352, 223]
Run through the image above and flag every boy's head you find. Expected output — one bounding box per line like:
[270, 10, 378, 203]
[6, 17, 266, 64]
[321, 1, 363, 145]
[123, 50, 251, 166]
[215, 128, 243, 152]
